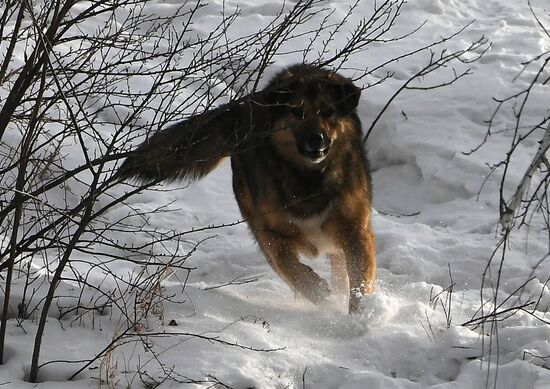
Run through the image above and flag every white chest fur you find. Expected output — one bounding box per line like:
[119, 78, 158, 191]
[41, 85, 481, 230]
[290, 206, 340, 257]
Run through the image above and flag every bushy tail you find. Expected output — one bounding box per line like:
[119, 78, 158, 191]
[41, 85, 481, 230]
[117, 99, 261, 184]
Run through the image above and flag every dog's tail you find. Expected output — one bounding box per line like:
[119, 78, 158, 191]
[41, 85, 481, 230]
[117, 99, 264, 184]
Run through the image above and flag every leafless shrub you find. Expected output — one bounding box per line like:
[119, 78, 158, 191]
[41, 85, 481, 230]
[462, 2, 549, 388]
[0, 0, 488, 384]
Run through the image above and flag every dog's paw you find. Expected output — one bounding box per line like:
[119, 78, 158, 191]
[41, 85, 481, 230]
[302, 277, 331, 305]
[348, 287, 366, 314]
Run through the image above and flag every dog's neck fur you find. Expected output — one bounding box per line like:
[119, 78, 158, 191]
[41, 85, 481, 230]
[262, 138, 348, 218]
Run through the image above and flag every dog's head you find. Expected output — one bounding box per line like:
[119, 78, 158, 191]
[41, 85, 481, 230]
[264, 65, 361, 169]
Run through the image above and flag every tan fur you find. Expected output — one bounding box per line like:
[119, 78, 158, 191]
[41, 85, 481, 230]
[118, 64, 376, 313]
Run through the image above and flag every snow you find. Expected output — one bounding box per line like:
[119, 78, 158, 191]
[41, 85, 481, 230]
[1, 0, 549, 388]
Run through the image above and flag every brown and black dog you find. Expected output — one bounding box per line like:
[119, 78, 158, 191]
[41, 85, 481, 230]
[117, 64, 375, 313]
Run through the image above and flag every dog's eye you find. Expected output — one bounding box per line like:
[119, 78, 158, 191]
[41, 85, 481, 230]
[290, 106, 305, 119]
[318, 104, 334, 118]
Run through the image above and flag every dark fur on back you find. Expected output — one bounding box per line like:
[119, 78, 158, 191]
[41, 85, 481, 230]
[118, 64, 376, 314]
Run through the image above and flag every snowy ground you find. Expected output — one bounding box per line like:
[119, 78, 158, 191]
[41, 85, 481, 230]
[1, 0, 550, 388]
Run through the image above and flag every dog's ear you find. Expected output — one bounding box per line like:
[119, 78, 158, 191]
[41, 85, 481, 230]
[328, 79, 361, 115]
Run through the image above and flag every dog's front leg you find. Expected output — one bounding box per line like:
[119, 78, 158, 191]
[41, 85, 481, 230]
[343, 225, 376, 313]
[255, 229, 331, 305]
[326, 214, 376, 313]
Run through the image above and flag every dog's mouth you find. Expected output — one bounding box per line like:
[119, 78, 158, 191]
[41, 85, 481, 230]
[299, 145, 330, 164]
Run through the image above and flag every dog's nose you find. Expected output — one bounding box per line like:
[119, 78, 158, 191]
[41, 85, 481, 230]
[305, 133, 330, 153]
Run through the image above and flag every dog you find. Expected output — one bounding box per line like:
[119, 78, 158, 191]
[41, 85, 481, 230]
[117, 64, 376, 313]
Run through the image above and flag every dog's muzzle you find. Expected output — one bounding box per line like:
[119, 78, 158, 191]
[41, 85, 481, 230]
[300, 133, 331, 163]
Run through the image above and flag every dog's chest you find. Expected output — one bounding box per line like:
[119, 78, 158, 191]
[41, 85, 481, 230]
[277, 160, 342, 218]
[290, 206, 339, 256]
